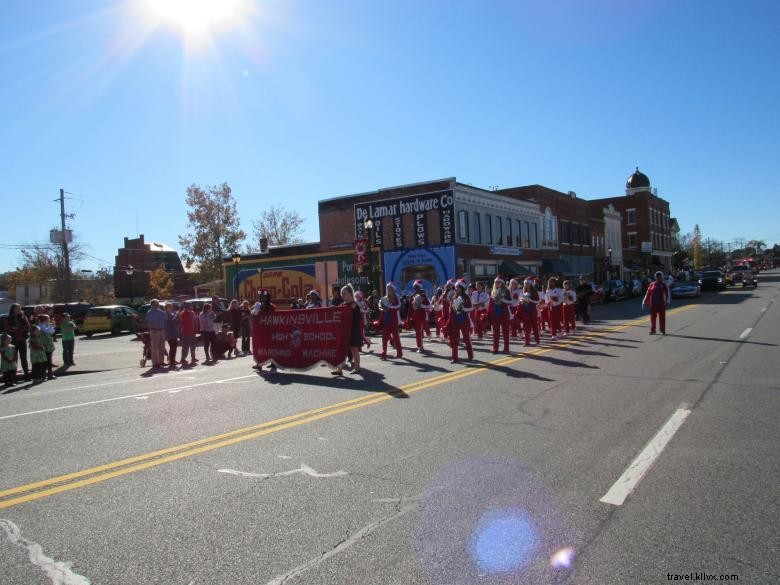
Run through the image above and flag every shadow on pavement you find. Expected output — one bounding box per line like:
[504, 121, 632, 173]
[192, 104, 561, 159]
[259, 368, 410, 398]
[664, 334, 777, 347]
[537, 343, 616, 358]
[519, 352, 600, 369]
[475, 360, 555, 382]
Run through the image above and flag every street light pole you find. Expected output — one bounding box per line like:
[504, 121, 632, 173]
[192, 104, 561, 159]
[126, 266, 135, 305]
[364, 219, 374, 293]
[231, 253, 242, 299]
[607, 247, 613, 280]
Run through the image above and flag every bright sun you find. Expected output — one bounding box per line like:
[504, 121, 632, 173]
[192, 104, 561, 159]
[146, 0, 244, 35]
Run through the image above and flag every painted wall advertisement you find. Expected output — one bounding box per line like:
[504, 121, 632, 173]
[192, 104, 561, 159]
[236, 265, 315, 302]
[354, 190, 454, 249]
[382, 245, 456, 297]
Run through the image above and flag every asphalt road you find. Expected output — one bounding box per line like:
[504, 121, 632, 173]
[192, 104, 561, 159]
[1, 274, 778, 585]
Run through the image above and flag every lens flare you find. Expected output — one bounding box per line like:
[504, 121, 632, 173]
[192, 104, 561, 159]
[549, 546, 576, 570]
[146, 0, 244, 35]
[471, 508, 539, 573]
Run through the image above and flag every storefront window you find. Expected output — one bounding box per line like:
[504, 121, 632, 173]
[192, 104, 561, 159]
[458, 210, 469, 242]
[473, 212, 481, 243]
[486, 215, 493, 244]
[515, 220, 522, 247]
[531, 223, 538, 248]
[496, 216, 503, 245]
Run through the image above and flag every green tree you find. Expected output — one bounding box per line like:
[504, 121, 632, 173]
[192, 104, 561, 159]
[148, 265, 174, 300]
[251, 204, 305, 249]
[178, 183, 246, 282]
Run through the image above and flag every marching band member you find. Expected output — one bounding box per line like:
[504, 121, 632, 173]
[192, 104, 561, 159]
[432, 287, 445, 339]
[520, 279, 541, 346]
[509, 278, 522, 338]
[546, 277, 563, 340]
[539, 284, 551, 333]
[562, 280, 577, 335]
[440, 280, 456, 343]
[471, 281, 490, 339]
[642, 270, 671, 335]
[380, 282, 403, 360]
[488, 276, 513, 353]
[354, 290, 371, 348]
[448, 280, 474, 363]
[410, 280, 432, 352]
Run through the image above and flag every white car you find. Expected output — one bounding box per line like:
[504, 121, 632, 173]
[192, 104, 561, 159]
[671, 282, 701, 298]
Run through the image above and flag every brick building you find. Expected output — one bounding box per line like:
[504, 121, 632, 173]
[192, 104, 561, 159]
[590, 168, 673, 275]
[497, 185, 596, 278]
[114, 234, 191, 300]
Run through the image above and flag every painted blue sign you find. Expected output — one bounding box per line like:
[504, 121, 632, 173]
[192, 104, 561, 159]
[382, 245, 456, 297]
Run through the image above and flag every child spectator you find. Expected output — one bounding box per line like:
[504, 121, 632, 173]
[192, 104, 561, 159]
[38, 314, 56, 379]
[1, 334, 18, 387]
[29, 325, 47, 384]
[60, 312, 77, 366]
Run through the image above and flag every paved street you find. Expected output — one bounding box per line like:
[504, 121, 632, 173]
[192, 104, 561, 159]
[1, 274, 778, 585]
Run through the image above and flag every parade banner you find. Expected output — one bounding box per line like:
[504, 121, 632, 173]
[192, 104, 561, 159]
[252, 306, 352, 369]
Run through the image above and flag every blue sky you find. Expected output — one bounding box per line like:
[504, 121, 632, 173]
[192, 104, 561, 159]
[1, 0, 778, 273]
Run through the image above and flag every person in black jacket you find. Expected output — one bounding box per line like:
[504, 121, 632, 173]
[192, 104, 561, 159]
[4, 304, 30, 380]
[574, 276, 593, 324]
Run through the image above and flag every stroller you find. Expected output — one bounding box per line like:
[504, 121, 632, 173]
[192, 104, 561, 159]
[136, 331, 168, 367]
[137, 331, 152, 367]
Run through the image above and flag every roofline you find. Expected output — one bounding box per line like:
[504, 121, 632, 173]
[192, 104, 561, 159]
[318, 177, 456, 205]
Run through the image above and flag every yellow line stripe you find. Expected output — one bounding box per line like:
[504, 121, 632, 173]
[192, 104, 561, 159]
[0, 305, 696, 510]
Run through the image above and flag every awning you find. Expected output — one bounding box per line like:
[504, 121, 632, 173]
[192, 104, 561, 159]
[541, 259, 572, 274]
[499, 260, 532, 278]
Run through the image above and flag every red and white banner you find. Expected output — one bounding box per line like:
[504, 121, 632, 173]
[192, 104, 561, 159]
[252, 306, 352, 369]
[354, 238, 369, 273]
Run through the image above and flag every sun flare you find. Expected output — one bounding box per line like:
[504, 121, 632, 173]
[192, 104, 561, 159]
[146, 0, 244, 35]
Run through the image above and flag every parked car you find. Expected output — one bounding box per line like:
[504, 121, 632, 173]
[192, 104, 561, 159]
[602, 279, 628, 302]
[589, 283, 605, 304]
[628, 279, 644, 298]
[671, 281, 701, 298]
[185, 297, 228, 313]
[741, 271, 758, 288]
[82, 305, 138, 337]
[698, 270, 726, 291]
[52, 302, 93, 332]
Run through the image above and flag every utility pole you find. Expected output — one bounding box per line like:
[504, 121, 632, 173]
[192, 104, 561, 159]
[58, 188, 72, 302]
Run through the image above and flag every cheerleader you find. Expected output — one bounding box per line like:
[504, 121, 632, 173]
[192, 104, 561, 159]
[520, 280, 541, 346]
[562, 280, 577, 335]
[440, 279, 456, 342]
[471, 281, 490, 339]
[410, 280, 432, 352]
[354, 291, 371, 348]
[432, 287, 445, 339]
[488, 276, 512, 353]
[546, 277, 564, 340]
[509, 278, 522, 338]
[448, 280, 474, 363]
[379, 283, 403, 360]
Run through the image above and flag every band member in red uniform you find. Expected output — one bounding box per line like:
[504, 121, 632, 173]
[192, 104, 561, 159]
[539, 285, 552, 333]
[489, 276, 512, 353]
[470, 281, 489, 339]
[410, 280, 432, 352]
[380, 282, 403, 359]
[509, 278, 524, 338]
[562, 280, 577, 335]
[432, 287, 445, 339]
[520, 279, 541, 346]
[546, 277, 563, 340]
[440, 279, 456, 342]
[448, 280, 474, 363]
[642, 271, 671, 334]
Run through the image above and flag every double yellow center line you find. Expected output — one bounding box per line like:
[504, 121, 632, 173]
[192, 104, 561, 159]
[0, 305, 696, 510]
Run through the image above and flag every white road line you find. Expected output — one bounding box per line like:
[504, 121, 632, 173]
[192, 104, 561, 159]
[760, 307, 768, 313]
[600, 404, 692, 506]
[0, 519, 91, 585]
[14, 370, 201, 397]
[739, 327, 752, 339]
[218, 464, 348, 479]
[0, 375, 255, 422]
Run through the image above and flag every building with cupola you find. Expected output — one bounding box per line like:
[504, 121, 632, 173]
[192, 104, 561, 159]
[590, 168, 674, 277]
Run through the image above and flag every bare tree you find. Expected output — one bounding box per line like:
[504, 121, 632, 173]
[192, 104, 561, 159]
[251, 205, 305, 249]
